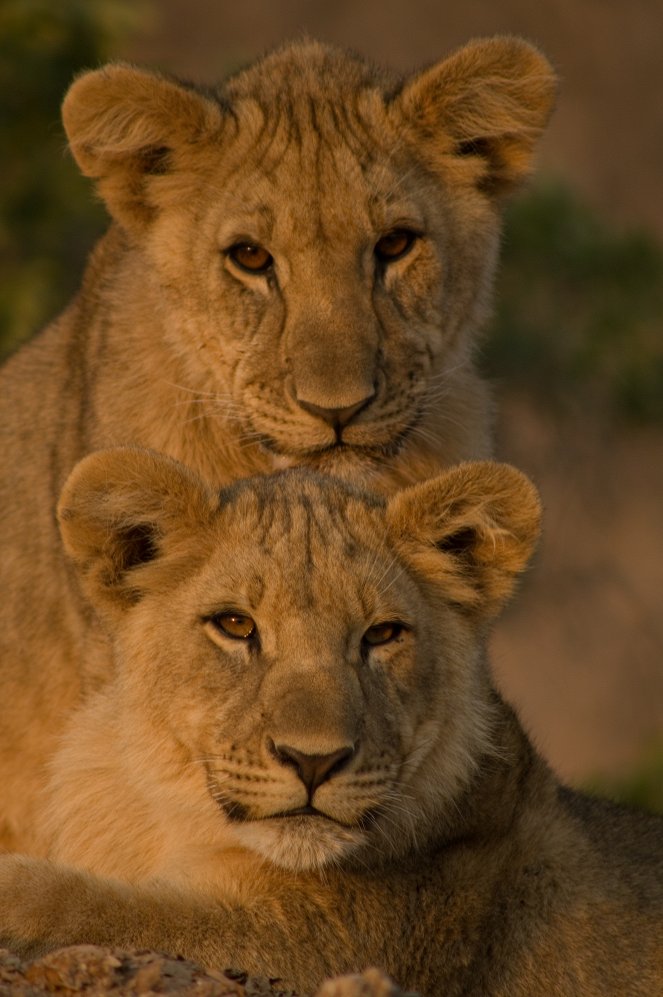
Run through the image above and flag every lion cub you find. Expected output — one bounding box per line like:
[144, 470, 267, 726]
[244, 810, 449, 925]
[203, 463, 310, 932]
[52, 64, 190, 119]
[0, 449, 660, 996]
[0, 37, 557, 853]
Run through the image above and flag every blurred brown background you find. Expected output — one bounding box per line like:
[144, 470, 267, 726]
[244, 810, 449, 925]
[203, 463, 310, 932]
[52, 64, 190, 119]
[127, 0, 663, 238]
[2, 0, 662, 799]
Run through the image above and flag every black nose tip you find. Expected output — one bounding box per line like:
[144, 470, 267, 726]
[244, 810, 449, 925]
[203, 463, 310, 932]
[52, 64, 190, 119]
[269, 741, 355, 796]
[298, 394, 373, 433]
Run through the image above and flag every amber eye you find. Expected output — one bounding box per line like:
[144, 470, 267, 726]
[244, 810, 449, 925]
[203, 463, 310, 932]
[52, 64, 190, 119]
[362, 621, 403, 647]
[374, 229, 417, 264]
[227, 243, 273, 274]
[210, 612, 256, 640]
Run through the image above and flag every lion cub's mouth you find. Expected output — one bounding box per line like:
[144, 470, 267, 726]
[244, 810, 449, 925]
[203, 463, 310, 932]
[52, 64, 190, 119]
[274, 805, 327, 819]
[221, 798, 355, 829]
[264, 437, 410, 476]
[211, 783, 379, 832]
[206, 768, 386, 869]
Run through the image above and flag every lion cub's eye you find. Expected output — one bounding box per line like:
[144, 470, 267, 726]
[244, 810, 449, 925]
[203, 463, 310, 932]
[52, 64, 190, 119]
[374, 229, 417, 264]
[210, 612, 256, 640]
[227, 243, 273, 274]
[362, 622, 404, 647]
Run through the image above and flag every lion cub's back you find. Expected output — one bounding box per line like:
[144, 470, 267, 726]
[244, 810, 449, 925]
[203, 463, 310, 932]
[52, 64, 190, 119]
[559, 786, 663, 901]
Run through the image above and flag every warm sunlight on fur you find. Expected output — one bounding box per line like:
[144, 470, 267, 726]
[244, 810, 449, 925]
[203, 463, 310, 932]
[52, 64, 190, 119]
[45, 451, 532, 880]
[0, 450, 660, 996]
[0, 37, 557, 858]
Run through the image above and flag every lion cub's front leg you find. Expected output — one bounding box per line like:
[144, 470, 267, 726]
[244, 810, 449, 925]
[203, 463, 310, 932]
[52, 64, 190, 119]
[0, 857, 412, 996]
[0, 854, 253, 966]
[0, 855, 183, 961]
[0, 854, 359, 991]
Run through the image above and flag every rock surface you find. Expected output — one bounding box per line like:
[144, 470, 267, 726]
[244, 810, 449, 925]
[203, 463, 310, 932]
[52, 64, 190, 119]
[0, 948, 410, 997]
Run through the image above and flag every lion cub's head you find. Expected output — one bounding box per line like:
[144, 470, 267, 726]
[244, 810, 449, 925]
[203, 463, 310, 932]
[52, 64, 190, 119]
[61, 39, 556, 476]
[58, 450, 540, 873]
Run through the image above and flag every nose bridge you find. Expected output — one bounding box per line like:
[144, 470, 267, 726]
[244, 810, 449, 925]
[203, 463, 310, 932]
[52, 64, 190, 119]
[286, 253, 379, 410]
[261, 656, 362, 755]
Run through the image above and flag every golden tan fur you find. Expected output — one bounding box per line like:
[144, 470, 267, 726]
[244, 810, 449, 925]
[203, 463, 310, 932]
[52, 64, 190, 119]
[0, 37, 557, 854]
[0, 451, 660, 996]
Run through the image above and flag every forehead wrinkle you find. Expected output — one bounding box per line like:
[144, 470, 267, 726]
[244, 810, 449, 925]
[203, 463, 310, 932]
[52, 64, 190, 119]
[245, 570, 266, 609]
[261, 493, 367, 612]
[275, 101, 382, 238]
[264, 493, 327, 563]
[328, 96, 375, 161]
[217, 487, 396, 627]
[287, 101, 327, 242]
[218, 200, 276, 245]
[255, 110, 296, 181]
[225, 99, 405, 252]
[220, 487, 282, 552]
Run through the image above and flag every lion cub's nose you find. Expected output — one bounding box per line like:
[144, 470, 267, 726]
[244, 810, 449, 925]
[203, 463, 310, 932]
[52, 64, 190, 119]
[298, 394, 373, 433]
[269, 740, 355, 796]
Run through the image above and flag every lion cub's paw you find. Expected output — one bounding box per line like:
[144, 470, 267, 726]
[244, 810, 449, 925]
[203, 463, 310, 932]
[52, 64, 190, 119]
[315, 968, 416, 997]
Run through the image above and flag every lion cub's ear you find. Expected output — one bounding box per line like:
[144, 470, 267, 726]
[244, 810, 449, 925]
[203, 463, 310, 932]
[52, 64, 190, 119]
[394, 36, 557, 196]
[386, 462, 541, 619]
[62, 65, 224, 229]
[57, 447, 218, 616]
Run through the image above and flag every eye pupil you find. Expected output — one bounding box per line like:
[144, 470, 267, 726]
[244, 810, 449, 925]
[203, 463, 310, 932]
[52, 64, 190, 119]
[374, 229, 416, 264]
[363, 622, 402, 647]
[212, 612, 256, 640]
[228, 243, 273, 274]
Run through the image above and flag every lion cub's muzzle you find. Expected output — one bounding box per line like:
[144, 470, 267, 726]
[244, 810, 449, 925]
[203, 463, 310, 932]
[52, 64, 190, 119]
[266, 738, 356, 801]
[296, 393, 375, 443]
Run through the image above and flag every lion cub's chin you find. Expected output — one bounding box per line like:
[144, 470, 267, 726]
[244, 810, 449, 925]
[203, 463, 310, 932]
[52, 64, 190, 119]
[231, 817, 367, 872]
[269, 442, 391, 481]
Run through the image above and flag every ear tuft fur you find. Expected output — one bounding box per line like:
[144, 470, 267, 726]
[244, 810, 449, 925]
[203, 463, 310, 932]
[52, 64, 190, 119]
[386, 461, 541, 618]
[62, 64, 225, 228]
[57, 447, 218, 616]
[395, 36, 558, 196]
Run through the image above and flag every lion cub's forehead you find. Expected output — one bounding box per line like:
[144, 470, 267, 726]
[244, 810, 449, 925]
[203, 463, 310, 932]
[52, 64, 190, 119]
[223, 40, 399, 109]
[213, 472, 392, 603]
[219, 471, 385, 551]
[215, 41, 410, 233]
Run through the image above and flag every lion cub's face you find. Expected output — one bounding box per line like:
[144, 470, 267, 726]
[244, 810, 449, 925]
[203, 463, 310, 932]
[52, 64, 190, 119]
[62, 40, 556, 474]
[59, 450, 540, 872]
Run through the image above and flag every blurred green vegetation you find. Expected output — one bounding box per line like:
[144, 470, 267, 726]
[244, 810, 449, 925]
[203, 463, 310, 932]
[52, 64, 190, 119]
[485, 183, 663, 423]
[585, 743, 663, 815]
[0, 0, 150, 358]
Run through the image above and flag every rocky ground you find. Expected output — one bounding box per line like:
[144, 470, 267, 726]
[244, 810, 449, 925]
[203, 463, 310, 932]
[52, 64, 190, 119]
[0, 949, 408, 997]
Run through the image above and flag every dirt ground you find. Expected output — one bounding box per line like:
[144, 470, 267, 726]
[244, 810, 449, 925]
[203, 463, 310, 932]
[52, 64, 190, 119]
[112, 1, 663, 786]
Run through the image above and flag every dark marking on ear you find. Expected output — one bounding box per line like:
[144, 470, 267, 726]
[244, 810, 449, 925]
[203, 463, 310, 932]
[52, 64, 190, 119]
[455, 137, 507, 196]
[117, 522, 160, 572]
[140, 145, 172, 175]
[383, 78, 406, 104]
[436, 526, 476, 558]
[456, 137, 492, 158]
